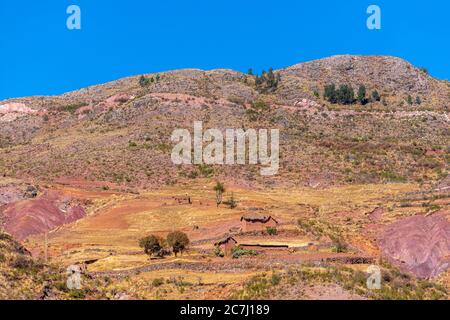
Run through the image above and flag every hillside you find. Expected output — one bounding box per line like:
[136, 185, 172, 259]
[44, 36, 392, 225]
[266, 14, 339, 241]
[0, 55, 449, 300]
[0, 55, 448, 189]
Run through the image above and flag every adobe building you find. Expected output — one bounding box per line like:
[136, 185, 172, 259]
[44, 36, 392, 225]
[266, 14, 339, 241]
[214, 236, 238, 257]
[240, 215, 279, 232]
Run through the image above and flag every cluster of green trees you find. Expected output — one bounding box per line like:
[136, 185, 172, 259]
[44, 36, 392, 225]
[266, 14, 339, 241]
[139, 74, 161, 87]
[323, 84, 381, 105]
[407, 95, 422, 105]
[249, 68, 281, 93]
[139, 231, 189, 257]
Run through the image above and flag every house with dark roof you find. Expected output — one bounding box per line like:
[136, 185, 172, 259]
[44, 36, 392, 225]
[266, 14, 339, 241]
[240, 215, 278, 232]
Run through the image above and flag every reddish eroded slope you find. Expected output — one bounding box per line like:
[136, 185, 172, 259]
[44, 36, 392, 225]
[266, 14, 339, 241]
[0, 191, 86, 240]
[379, 212, 450, 278]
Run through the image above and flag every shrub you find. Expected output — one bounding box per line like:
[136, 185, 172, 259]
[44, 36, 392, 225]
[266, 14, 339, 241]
[152, 278, 164, 287]
[10, 256, 33, 269]
[231, 245, 258, 259]
[407, 95, 413, 105]
[58, 102, 86, 114]
[415, 96, 422, 105]
[266, 227, 277, 236]
[166, 231, 189, 256]
[418, 67, 428, 74]
[371, 90, 381, 102]
[223, 193, 237, 209]
[331, 238, 348, 253]
[214, 246, 224, 257]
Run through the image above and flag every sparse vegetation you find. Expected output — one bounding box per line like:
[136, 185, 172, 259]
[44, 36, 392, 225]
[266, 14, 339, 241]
[231, 245, 258, 259]
[58, 102, 87, 114]
[223, 192, 237, 209]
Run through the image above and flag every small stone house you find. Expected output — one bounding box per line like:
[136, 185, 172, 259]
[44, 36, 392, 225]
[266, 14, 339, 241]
[240, 215, 279, 232]
[214, 236, 238, 257]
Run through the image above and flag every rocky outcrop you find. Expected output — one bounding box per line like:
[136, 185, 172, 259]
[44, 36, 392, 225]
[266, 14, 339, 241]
[0, 103, 37, 122]
[379, 213, 450, 278]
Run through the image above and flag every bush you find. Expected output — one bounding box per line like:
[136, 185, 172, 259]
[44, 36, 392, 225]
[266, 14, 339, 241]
[407, 95, 413, 105]
[166, 231, 189, 256]
[58, 102, 86, 114]
[331, 238, 348, 253]
[152, 278, 164, 287]
[214, 246, 224, 257]
[223, 193, 237, 209]
[415, 96, 422, 105]
[266, 227, 277, 236]
[231, 245, 258, 259]
[371, 90, 381, 102]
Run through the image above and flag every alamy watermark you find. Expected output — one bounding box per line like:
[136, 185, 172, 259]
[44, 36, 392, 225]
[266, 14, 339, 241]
[367, 5, 381, 30]
[66, 264, 82, 289]
[66, 5, 81, 30]
[366, 265, 381, 290]
[171, 122, 280, 176]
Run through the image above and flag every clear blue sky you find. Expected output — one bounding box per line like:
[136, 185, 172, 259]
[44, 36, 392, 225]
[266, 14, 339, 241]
[1, 0, 449, 100]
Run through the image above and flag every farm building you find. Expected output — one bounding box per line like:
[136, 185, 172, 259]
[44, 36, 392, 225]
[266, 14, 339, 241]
[240, 215, 279, 232]
[214, 236, 238, 257]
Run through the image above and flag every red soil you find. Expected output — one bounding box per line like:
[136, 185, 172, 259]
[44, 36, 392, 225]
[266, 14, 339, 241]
[0, 191, 86, 240]
[379, 211, 450, 278]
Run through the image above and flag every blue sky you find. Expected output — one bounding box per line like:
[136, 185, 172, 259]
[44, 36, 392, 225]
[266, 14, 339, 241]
[1, 0, 449, 100]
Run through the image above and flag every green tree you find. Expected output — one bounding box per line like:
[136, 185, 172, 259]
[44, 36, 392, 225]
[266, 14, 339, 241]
[415, 96, 422, 105]
[407, 95, 413, 105]
[324, 84, 337, 103]
[166, 231, 190, 256]
[139, 235, 162, 256]
[371, 90, 381, 102]
[357, 85, 367, 105]
[336, 84, 355, 104]
[247, 68, 253, 76]
[139, 75, 150, 87]
[214, 182, 225, 207]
